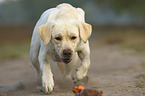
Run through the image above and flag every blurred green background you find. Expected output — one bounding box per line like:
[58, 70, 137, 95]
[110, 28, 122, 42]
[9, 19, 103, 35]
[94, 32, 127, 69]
[0, 0, 145, 61]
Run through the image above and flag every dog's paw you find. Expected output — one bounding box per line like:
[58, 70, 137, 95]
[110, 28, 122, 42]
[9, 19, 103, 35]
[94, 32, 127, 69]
[72, 69, 87, 84]
[72, 75, 79, 84]
[42, 75, 54, 94]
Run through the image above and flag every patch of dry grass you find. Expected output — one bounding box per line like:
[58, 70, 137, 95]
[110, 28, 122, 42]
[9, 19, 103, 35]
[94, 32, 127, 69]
[92, 27, 145, 56]
[0, 42, 30, 61]
[0, 25, 32, 61]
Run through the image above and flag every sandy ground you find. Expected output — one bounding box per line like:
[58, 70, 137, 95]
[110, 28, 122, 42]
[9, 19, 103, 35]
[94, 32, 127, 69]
[0, 45, 145, 96]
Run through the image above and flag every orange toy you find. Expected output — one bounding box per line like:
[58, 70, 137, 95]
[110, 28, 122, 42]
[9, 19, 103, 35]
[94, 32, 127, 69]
[72, 86, 103, 96]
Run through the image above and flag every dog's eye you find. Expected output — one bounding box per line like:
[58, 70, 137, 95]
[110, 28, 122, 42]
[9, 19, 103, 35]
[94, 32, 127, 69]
[55, 37, 62, 41]
[71, 36, 77, 40]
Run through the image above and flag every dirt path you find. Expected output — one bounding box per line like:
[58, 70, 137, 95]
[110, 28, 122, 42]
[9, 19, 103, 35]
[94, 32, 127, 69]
[0, 46, 145, 96]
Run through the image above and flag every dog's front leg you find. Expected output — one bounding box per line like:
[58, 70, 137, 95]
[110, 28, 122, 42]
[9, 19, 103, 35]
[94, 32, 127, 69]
[73, 42, 90, 83]
[39, 46, 54, 94]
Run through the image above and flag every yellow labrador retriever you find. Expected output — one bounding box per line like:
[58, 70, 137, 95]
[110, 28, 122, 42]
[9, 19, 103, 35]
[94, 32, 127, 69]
[30, 3, 92, 93]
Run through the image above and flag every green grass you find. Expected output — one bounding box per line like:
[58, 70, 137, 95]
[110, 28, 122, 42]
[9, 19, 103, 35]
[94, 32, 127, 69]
[129, 74, 145, 89]
[135, 82, 145, 88]
[0, 42, 30, 61]
[135, 74, 145, 88]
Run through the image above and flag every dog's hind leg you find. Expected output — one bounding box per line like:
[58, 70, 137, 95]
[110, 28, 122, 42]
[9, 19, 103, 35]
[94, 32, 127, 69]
[30, 31, 42, 83]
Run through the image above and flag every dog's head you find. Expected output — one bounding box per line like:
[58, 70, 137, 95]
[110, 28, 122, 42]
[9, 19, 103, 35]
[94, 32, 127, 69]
[38, 21, 91, 64]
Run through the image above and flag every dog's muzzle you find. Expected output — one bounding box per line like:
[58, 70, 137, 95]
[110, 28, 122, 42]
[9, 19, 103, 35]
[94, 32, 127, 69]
[61, 49, 72, 64]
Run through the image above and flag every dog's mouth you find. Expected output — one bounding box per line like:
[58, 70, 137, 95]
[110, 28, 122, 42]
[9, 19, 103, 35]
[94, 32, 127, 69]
[62, 58, 72, 64]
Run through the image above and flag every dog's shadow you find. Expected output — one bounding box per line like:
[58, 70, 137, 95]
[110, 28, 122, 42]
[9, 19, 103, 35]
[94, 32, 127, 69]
[0, 82, 26, 93]
[54, 76, 89, 92]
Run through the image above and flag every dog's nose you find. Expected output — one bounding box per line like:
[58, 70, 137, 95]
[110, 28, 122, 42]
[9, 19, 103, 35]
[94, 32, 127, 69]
[63, 49, 72, 57]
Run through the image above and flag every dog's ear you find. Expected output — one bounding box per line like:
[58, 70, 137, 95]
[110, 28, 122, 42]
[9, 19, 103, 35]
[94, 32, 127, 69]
[79, 22, 92, 43]
[38, 23, 55, 45]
